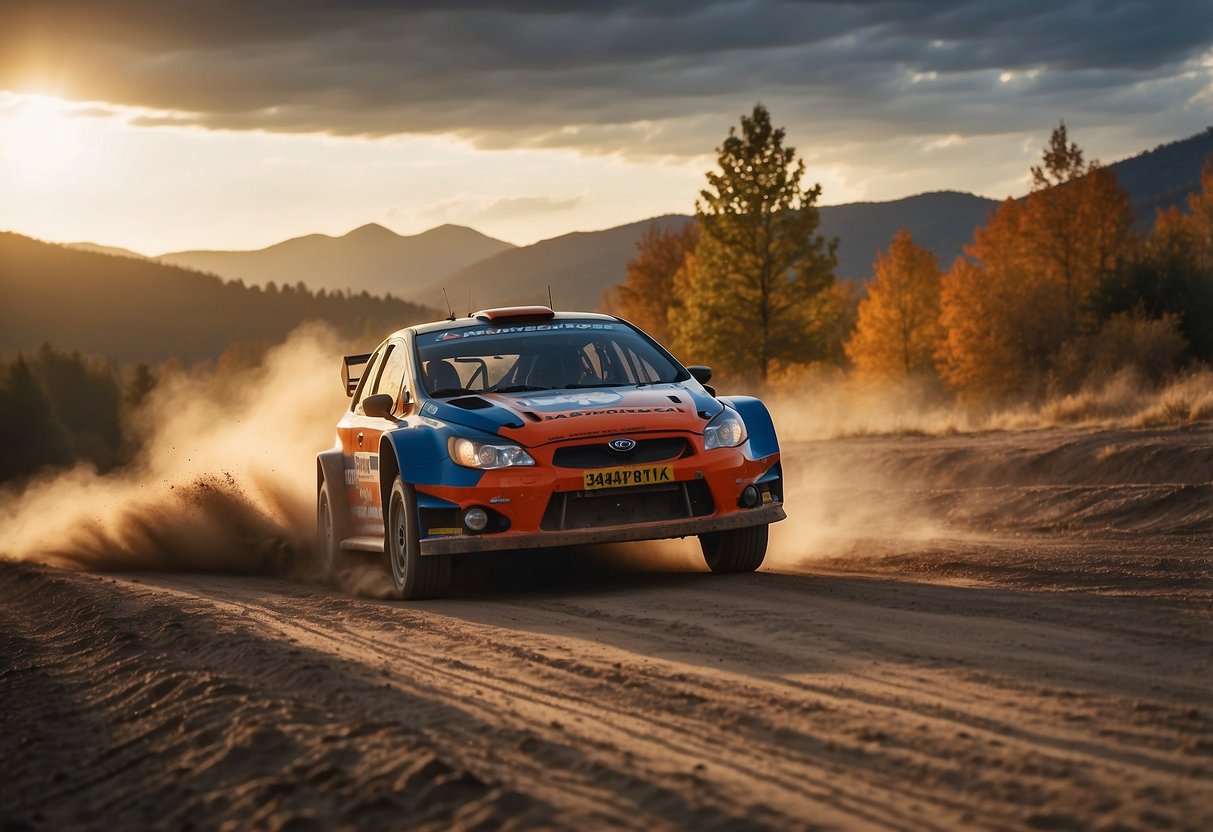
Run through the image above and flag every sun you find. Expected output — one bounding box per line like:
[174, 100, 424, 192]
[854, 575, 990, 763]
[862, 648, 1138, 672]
[0, 93, 82, 179]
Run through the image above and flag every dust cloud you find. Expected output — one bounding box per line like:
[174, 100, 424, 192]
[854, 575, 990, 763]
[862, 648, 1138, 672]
[765, 368, 1213, 442]
[758, 369, 1213, 570]
[0, 324, 350, 576]
[2, 333, 1207, 584]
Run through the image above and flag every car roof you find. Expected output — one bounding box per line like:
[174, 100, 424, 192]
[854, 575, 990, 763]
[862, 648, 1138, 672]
[404, 308, 622, 338]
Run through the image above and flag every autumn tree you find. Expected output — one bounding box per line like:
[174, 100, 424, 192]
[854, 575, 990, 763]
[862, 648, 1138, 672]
[937, 199, 1054, 399]
[606, 221, 695, 345]
[1097, 158, 1213, 361]
[1027, 121, 1135, 332]
[937, 124, 1136, 401]
[670, 104, 837, 383]
[845, 229, 943, 383]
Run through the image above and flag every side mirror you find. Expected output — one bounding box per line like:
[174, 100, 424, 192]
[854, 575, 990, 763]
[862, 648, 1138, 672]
[687, 365, 713, 384]
[362, 393, 395, 419]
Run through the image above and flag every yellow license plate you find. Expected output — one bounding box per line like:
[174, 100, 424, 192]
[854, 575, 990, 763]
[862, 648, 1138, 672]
[582, 465, 674, 490]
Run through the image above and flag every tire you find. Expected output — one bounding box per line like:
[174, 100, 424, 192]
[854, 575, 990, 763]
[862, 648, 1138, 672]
[699, 524, 768, 573]
[316, 479, 346, 580]
[387, 477, 451, 600]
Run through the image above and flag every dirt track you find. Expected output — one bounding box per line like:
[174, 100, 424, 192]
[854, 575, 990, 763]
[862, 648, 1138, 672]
[2, 544, 1210, 831]
[2, 424, 1212, 830]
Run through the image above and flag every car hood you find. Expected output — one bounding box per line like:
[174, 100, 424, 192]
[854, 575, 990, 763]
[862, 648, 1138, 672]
[425, 384, 723, 446]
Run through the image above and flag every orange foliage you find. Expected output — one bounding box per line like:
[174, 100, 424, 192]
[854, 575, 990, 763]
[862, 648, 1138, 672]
[936, 126, 1136, 401]
[606, 223, 695, 346]
[845, 229, 943, 383]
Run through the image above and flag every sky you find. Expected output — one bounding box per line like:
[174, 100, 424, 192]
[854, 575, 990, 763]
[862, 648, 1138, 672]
[0, 0, 1210, 254]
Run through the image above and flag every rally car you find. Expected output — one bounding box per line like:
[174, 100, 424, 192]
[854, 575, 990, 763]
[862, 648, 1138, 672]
[316, 306, 785, 599]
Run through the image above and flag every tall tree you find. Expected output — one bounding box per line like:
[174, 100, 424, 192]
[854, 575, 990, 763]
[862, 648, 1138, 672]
[937, 200, 1051, 400]
[1027, 122, 1134, 332]
[936, 125, 1135, 401]
[606, 222, 695, 345]
[0, 355, 72, 480]
[845, 229, 943, 383]
[670, 104, 837, 383]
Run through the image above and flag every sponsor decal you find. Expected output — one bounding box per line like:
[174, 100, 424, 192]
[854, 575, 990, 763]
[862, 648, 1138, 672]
[544, 407, 680, 421]
[435, 322, 616, 341]
[517, 391, 623, 410]
[353, 452, 378, 482]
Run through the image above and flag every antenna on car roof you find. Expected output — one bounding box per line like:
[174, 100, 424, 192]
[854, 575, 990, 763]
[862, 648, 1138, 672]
[441, 287, 455, 321]
[466, 289, 472, 318]
[547, 284, 554, 309]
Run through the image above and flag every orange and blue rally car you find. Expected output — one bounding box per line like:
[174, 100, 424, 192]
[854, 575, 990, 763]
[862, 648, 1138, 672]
[316, 306, 785, 598]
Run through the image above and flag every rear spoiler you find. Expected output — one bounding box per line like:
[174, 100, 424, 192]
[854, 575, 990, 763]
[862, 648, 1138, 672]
[341, 353, 372, 397]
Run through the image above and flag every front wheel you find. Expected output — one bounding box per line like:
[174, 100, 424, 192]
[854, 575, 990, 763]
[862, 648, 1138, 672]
[387, 477, 451, 600]
[699, 524, 768, 573]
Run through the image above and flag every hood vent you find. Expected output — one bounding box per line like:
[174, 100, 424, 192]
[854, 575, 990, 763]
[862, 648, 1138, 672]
[668, 395, 682, 403]
[447, 396, 494, 410]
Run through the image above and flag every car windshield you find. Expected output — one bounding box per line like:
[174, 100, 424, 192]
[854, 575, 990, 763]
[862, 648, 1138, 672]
[414, 320, 688, 397]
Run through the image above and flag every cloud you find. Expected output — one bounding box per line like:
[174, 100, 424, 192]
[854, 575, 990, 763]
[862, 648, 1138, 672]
[0, 0, 1209, 162]
[472, 195, 582, 221]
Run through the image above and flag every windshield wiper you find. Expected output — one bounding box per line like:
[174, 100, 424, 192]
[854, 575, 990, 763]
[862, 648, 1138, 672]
[490, 384, 551, 394]
[428, 387, 475, 398]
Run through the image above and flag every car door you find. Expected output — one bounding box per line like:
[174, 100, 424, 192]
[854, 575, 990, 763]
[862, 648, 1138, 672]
[345, 338, 413, 536]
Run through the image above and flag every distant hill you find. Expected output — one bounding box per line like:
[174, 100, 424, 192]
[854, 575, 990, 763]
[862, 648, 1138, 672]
[818, 191, 998, 278]
[410, 193, 999, 309]
[1105, 127, 1213, 224]
[158, 223, 514, 298]
[66, 242, 148, 260]
[0, 232, 437, 364]
[415, 215, 692, 312]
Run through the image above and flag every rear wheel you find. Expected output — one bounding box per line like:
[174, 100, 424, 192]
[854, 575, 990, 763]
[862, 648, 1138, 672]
[387, 477, 451, 599]
[699, 524, 768, 573]
[316, 479, 345, 580]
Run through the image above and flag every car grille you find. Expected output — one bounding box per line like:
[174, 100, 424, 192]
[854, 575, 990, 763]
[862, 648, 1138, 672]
[551, 437, 690, 469]
[540, 480, 715, 531]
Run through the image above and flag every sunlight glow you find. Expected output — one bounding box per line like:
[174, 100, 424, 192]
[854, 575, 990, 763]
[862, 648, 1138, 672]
[0, 93, 83, 180]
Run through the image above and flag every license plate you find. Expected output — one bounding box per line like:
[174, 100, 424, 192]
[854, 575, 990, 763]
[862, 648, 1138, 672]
[582, 465, 674, 490]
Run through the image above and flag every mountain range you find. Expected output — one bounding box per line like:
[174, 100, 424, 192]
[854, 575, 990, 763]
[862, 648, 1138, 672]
[58, 126, 1213, 314]
[158, 223, 512, 298]
[0, 232, 435, 364]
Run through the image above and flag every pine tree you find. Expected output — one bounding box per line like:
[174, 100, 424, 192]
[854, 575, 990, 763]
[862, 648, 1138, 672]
[670, 104, 837, 383]
[0, 355, 73, 480]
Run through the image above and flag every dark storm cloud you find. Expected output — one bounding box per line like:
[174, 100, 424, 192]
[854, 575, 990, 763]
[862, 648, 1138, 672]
[1, 0, 1209, 155]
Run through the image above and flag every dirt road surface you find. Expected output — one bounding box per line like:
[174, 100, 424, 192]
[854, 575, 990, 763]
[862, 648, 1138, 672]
[2, 425, 1211, 830]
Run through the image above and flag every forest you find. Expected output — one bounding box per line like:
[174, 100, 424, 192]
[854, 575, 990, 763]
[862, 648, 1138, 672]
[611, 109, 1213, 406]
[0, 236, 436, 481]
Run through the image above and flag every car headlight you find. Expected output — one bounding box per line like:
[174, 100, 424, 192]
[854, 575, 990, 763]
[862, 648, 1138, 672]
[449, 437, 535, 469]
[703, 409, 747, 450]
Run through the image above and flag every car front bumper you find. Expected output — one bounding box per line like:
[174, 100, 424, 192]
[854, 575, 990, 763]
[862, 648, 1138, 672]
[418, 502, 786, 556]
